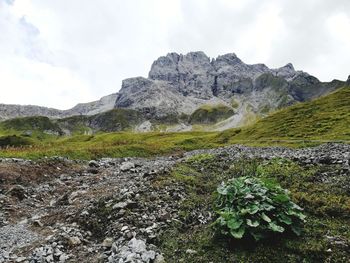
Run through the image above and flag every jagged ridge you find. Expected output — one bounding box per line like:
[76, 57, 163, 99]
[114, 51, 345, 129]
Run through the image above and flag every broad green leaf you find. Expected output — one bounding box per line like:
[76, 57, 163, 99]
[240, 208, 249, 215]
[288, 210, 306, 221]
[291, 202, 303, 210]
[295, 212, 307, 221]
[227, 218, 243, 230]
[215, 217, 226, 226]
[217, 185, 228, 195]
[244, 193, 254, 199]
[278, 214, 292, 225]
[261, 203, 275, 211]
[247, 219, 259, 227]
[269, 222, 285, 233]
[248, 205, 259, 214]
[261, 213, 271, 223]
[230, 227, 245, 239]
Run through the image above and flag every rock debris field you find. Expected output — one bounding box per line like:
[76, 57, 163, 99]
[0, 144, 349, 263]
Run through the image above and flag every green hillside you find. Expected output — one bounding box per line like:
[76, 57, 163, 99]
[217, 86, 350, 143]
[0, 86, 348, 159]
[189, 104, 234, 124]
[0, 116, 63, 135]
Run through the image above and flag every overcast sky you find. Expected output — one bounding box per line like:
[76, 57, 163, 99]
[1, 0, 349, 109]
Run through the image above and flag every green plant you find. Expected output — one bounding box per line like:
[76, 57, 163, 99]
[214, 176, 306, 241]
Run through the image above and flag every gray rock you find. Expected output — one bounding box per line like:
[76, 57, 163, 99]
[113, 202, 128, 209]
[15, 257, 26, 262]
[67, 236, 81, 246]
[88, 160, 100, 167]
[154, 254, 165, 263]
[102, 237, 114, 248]
[120, 162, 135, 172]
[141, 250, 156, 262]
[128, 238, 146, 253]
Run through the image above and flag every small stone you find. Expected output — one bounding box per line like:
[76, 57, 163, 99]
[68, 236, 81, 246]
[141, 250, 156, 262]
[33, 219, 44, 227]
[59, 254, 69, 262]
[126, 232, 133, 239]
[154, 254, 165, 263]
[120, 162, 135, 172]
[46, 254, 54, 262]
[186, 249, 197, 255]
[113, 202, 128, 209]
[125, 252, 137, 262]
[121, 226, 129, 231]
[128, 238, 146, 253]
[15, 257, 27, 262]
[88, 160, 99, 167]
[102, 237, 114, 248]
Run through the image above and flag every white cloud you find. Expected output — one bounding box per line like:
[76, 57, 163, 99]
[0, 55, 94, 109]
[0, 0, 349, 109]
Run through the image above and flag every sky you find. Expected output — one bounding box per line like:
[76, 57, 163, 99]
[0, 0, 349, 109]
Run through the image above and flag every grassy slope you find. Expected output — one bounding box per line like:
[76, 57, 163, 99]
[189, 104, 234, 124]
[0, 132, 221, 159]
[0, 86, 348, 159]
[217, 86, 350, 144]
[0, 116, 63, 135]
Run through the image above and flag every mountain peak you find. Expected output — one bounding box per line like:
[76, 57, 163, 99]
[283, 63, 295, 70]
[215, 53, 242, 64]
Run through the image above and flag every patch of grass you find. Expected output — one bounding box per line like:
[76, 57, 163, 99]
[156, 157, 350, 263]
[0, 135, 32, 148]
[0, 131, 222, 160]
[186, 153, 215, 164]
[189, 104, 234, 124]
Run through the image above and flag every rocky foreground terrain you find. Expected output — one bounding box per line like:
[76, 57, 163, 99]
[0, 143, 349, 263]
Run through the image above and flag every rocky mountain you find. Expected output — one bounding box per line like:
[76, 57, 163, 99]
[0, 52, 347, 132]
[0, 93, 118, 120]
[115, 52, 345, 130]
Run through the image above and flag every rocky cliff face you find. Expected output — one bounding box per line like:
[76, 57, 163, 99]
[0, 93, 118, 120]
[115, 52, 344, 129]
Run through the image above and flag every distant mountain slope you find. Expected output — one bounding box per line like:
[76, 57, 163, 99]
[217, 86, 350, 142]
[0, 93, 118, 120]
[0, 108, 145, 136]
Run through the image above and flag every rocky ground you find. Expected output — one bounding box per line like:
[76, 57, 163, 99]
[0, 144, 349, 263]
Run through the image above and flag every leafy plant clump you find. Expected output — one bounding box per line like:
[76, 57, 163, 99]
[214, 176, 306, 241]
